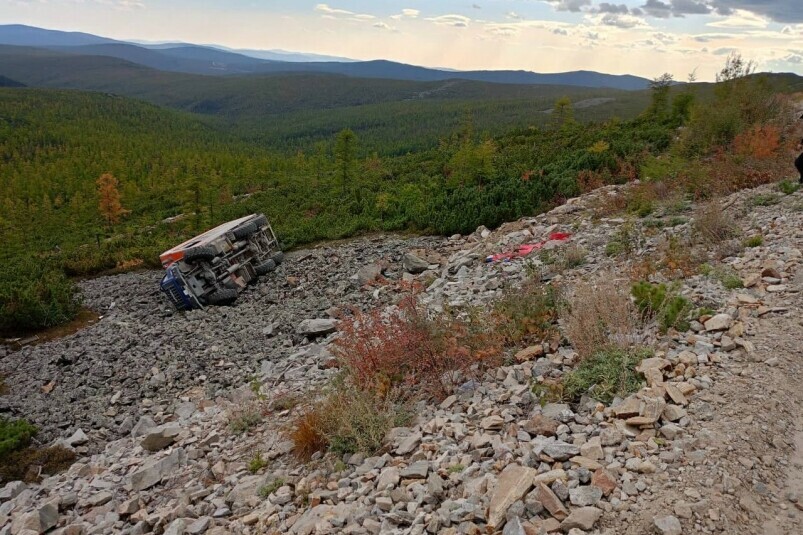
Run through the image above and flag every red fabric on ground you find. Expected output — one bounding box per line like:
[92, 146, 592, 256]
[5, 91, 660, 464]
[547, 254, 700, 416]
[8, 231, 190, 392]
[486, 232, 571, 263]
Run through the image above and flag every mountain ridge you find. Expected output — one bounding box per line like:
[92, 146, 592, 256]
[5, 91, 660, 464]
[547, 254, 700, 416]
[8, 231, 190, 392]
[0, 24, 652, 90]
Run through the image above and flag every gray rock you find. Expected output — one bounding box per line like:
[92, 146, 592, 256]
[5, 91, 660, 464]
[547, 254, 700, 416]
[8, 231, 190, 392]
[402, 253, 429, 274]
[129, 448, 185, 491]
[140, 424, 182, 452]
[0, 481, 27, 502]
[542, 441, 581, 461]
[569, 485, 603, 506]
[296, 318, 338, 336]
[400, 461, 429, 479]
[561, 507, 603, 531]
[131, 416, 157, 439]
[66, 428, 89, 447]
[654, 515, 682, 535]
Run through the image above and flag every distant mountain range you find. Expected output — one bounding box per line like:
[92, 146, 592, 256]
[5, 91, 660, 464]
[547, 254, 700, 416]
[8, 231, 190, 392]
[0, 24, 652, 90]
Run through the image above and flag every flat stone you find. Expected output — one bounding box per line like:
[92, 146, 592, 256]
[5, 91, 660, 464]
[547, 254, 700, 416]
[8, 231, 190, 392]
[654, 515, 682, 535]
[663, 404, 687, 422]
[377, 467, 400, 490]
[535, 482, 568, 521]
[580, 436, 603, 460]
[481, 415, 505, 430]
[395, 432, 421, 455]
[66, 428, 89, 447]
[187, 517, 212, 535]
[0, 481, 27, 502]
[400, 461, 429, 479]
[515, 345, 545, 363]
[129, 448, 185, 491]
[704, 314, 732, 332]
[664, 384, 688, 406]
[402, 253, 429, 274]
[591, 468, 617, 496]
[560, 506, 602, 531]
[542, 441, 581, 461]
[569, 486, 603, 506]
[140, 424, 182, 452]
[296, 318, 338, 336]
[487, 465, 537, 528]
[522, 414, 559, 437]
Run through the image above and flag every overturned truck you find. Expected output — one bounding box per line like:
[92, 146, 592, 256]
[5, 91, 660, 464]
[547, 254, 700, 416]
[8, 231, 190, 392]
[159, 213, 283, 310]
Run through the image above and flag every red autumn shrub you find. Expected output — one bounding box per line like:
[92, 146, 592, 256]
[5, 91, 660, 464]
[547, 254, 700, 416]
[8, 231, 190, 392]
[733, 124, 780, 159]
[332, 293, 502, 400]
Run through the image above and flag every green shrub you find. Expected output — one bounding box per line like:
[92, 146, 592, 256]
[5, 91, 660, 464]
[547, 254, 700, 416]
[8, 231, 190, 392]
[258, 478, 285, 499]
[749, 194, 780, 207]
[229, 406, 262, 434]
[605, 241, 624, 257]
[0, 417, 37, 459]
[1, 445, 76, 483]
[563, 347, 652, 404]
[743, 235, 763, 248]
[492, 280, 561, 346]
[0, 260, 81, 335]
[631, 281, 692, 332]
[778, 180, 801, 195]
[248, 450, 268, 473]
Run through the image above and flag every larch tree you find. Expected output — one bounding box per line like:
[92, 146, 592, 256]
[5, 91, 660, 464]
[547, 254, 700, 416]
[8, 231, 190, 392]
[97, 172, 129, 227]
[335, 128, 357, 197]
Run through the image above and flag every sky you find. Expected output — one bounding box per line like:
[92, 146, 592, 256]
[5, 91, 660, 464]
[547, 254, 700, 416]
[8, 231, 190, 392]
[3, 1, 803, 81]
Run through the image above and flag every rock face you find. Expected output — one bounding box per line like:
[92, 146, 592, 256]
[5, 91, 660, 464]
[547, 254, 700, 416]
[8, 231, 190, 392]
[130, 448, 185, 491]
[402, 253, 429, 274]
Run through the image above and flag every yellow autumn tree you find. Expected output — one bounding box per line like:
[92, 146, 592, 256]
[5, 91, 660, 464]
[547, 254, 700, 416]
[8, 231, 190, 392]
[97, 173, 129, 227]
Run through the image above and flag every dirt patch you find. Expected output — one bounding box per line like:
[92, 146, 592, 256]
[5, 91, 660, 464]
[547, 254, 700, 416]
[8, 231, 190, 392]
[1, 307, 100, 350]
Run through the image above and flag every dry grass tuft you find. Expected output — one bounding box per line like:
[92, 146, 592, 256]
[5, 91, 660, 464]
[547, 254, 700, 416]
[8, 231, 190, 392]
[693, 202, 739, 245]
[561, 277, 638, 360]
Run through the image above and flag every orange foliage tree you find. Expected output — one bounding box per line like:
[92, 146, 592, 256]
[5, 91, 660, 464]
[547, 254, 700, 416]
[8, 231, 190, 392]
[96, 173, 129, 227]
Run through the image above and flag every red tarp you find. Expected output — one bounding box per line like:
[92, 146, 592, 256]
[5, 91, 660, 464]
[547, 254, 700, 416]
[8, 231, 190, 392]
[485, 232, 571, 263]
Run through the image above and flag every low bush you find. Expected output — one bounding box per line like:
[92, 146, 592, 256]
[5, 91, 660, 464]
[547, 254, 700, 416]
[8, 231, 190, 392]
[749, 193, 780, 207]
[229, 404, 263, 434]
[563, 347, 651, 404]
[778, 180, 801, 195]
[333, 292, 503, 399]
[561, 278, 637, 360]
[0, 260, 82, 335]
[0, 417, 37, 458]
[743, 235, 763, 248]
[631, 281, 692, 332]
[0, 445, 76, 483]
[258, 478, 285, 499]
[248, 450, 268, 473]
[492, 280, 561, 347]
[289, 385, 409, 459]
[693, 202, 738, 246]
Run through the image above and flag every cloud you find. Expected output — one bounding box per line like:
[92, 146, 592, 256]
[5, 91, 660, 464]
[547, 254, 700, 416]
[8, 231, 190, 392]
[600, 14, 647, 28]
[315, 3, 377, 23]
[426, 14, 471, 28]
[545, 0, 592, 13]
[710, 1, 803, 24]
[401, 8, 419, 18]
[595, 3, 630, 15]
[641, 0, 710, 18]
[692, 32, 735, 42]
[707, 8, 769, 28]
[315, 3, 353, 16]
[373, 21, 395, 31]
[506, 11, 522, 19]
[472, 3, 482, 8]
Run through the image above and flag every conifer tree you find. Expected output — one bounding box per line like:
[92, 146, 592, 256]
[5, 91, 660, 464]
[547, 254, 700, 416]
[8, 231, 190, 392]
[96, 173, 129, 227]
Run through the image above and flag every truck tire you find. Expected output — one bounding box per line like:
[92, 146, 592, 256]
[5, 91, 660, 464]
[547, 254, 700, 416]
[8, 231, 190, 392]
[270, 251, 285, 265]
[232, 222, 258, 240]
[206, 288, 238, 306]
[252, 214, 268, 228]
[255, 259, 276, 276]
[183, 245, 217, 263]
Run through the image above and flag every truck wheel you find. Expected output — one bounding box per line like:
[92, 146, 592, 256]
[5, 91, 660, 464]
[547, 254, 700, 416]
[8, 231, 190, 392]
[255, 259, 276, 276]
[232, 222, 258, 240]
[252, 214, 268, 228]
[206, 288, 238, 306]
[270, 251, 285, 265]
[183, 245, 217, 263]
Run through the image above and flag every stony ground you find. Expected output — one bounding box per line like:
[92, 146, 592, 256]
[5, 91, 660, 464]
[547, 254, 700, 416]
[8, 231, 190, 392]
[1, 181, 802, 535]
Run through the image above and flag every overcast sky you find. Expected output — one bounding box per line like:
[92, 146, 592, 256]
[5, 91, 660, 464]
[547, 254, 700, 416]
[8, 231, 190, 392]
[3, 1, 803, 80]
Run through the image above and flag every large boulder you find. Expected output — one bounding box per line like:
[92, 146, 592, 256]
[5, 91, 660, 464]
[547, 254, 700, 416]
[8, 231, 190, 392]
[296, 319, 337, 337]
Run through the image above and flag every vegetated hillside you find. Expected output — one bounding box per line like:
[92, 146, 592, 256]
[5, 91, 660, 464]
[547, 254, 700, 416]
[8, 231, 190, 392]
[46, 43, 271, 75]
[0, 25, 652, 89]
[0, 45, 652, 154]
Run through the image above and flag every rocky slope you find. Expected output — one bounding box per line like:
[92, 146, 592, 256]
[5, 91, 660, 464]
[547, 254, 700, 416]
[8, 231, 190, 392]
[1, 182, 801, 535]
